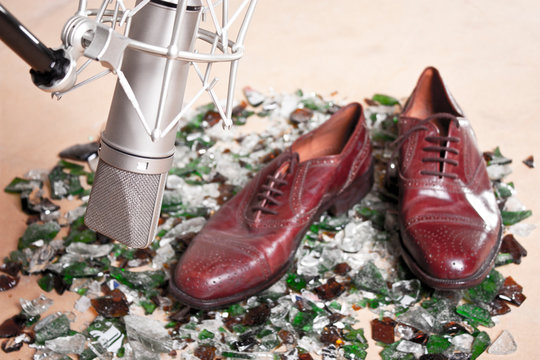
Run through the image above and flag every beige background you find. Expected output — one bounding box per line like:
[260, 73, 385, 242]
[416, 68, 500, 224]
[0, 0, 538, 359]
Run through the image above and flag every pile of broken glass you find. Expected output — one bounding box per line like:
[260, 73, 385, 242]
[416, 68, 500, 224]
[0, 88, 534, 360]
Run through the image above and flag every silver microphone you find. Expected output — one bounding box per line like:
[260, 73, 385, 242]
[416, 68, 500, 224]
[85, 0, 202, 248]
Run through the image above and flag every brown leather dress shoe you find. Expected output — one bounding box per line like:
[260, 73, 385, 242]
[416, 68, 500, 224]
[170, 103, 373, 309]
[394, 67, 502, 289]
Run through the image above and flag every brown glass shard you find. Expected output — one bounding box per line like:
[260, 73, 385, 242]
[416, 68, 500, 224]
[203, 110, 222, 127]
[488, 298, 512, 316]
[0, 314, 26, 338]
[91, 289, 130, 318]
[320, 325, 343, 346]
[499, 234, 527, 264]
[217, 183, 237, 205]
[333, 262, 352, 276]
[194, 344, 217, 360]
[442, 322, 470, 335]
[242, 303, 270, 326]
[314, 277, 346, 301]
[58, 141, 99, 161]
[0, 274, 19, 291]
[298, 353, 314, 360]
[290, 108, 313, 125]
[522, 155, 534, 168]
[370, 317, 396, 344]
[277, 329, 296, 345]
[497, 276, 526, 306]
[232, 100, 248, 117]
[0, 262, 22, 278]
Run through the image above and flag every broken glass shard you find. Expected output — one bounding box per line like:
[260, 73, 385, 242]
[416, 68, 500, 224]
[66, 243, 113, 258]
[426, 335, 451, 354]
[450, 333, 474, 352]
[455, 304, 495, 327]
[465, 269, 504, 304]
[0, 314, 27, 338]
[20, 294, 53, 316]
[371, 317, 396, 344]
[124, 315, 173, 353]
[380, 341, 415, 360]
[194, 344, 217, 360]
[0, 274, 18, 291]
[396, 340, 424, 358]
[343, 344, 367, 360]
[242, 303, 270, 326]
[290, 108, 313, 125]
[391, 280, 421, 306]
[48, 165, 84, 199]
[501, 209, 532, 226]
[314, 277, 346, 301]
[522, 155, 534, 168]
[4, 177, 41, 194]
[487, 298, 511, 316]
[44, 333, 86, 355]
[28, 244, 56, 273]
[286, 273, 307, 292]
[75, 295, 91, 313]
[372, 94, 400, 106]
[109, 267, 166, 296]
[397, 307, 437, 334]
[497, 276, 526, 306]
[470, 331, 490, 360]
[59, 141, 99, 161]
[34, 313, 71, 344]
[498, 234, 527, 264]
[243, 86, 265, 107]
[353, 261, 388, 296]
[487, 330, 517, 355]
[18, 221, 60, 249]
[91, 289, 130, 318]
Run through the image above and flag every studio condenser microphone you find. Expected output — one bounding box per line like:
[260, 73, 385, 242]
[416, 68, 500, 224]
[85, 0, 202, 248]
[1, 0, 258, 249]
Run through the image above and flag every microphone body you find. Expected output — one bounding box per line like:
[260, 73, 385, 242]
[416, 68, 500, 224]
[85, 0, 202, 248]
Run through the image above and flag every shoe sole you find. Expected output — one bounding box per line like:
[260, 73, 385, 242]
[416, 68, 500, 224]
[395, 223, 503, 289]
[168, 161, 374, 309]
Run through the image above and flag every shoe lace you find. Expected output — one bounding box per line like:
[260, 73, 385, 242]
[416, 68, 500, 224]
[392, 113, 461, 179]
[252, 153, 299, 219]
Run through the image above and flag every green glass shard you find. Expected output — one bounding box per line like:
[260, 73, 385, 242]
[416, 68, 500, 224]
[221, 352, 253, 359]
[426, 334, 451, 354]
[63, 261, 101, 284]
[4, 177, 41, 193]
[501, 210, 532, 226]
[286, 273, 307, 292]
[140, 300, 157, 315]
[343, 344, 367, 360]
[471, 331, 490, 360]
[79, 348, 97, 360]
[466, 269, 504, 304]
[227, 303, 246, 317]
[109, 267, 166, 294]
[380, 341, 415, 360]
[38, 273, 55, 292]
[58, 160, 86, 175]
[35, 314, 71, 344]
[372, 94, 400, 106]
[18, 221, 60, 249]
[64, 228, 97, 246]
[456, 304, 495, 327]
[343, 326, 368, 347]
[49, 165, 84, 199]
[198, 329, 215, 340]
[292, 311, 316, 332]
[354, 262, 388, 296]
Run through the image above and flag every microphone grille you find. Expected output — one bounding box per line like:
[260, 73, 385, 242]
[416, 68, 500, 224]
[85, 160, 166, 248]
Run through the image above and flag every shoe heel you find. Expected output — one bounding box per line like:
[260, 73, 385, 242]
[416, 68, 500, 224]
[328, 161, 374, 216]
